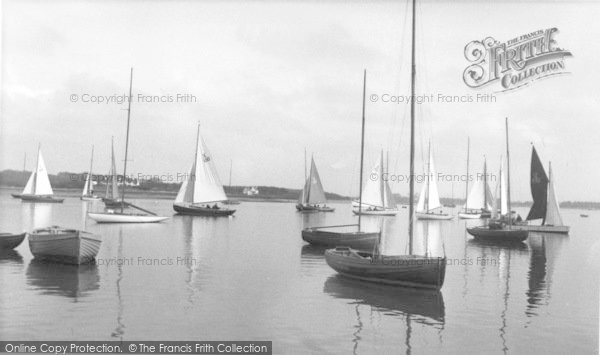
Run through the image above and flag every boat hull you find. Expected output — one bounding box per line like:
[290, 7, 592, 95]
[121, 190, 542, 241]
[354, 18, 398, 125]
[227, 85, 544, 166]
[102, 198, 128, 209]
[21, 195, 64, 203]
[466, 226, 528, 242]
[325, 247, 446, 290]
[301, 228, 379, 250]
[511, 224, 569, 234]
[352, 209, 398, 216]
[81, 195, 101, 201]
[173, 204, 235, 217]
[296, 204, 335, 212]
[0, 233, 26, 249]
[88, 212, 169, 223]
[416, 212, 453, 220]
[11, 193, 22, 199]
[28, 227, 102, 264]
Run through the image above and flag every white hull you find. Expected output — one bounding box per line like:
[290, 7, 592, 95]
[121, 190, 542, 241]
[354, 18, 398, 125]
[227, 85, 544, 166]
[512, 223, 569, 234]
[28, 227, 102, 264]
[416, 212, 454, 220]
[458, 212, 482, 219]
[81, 196, 101, 201]
[88, 212, 169, 223]
[352, 209, 398, 216]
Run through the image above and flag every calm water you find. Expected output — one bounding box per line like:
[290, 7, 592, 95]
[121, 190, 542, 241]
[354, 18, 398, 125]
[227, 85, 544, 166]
[1, 190, 598, 354]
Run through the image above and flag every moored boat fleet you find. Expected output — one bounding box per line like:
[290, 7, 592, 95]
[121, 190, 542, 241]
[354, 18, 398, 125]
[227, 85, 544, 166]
[2, 0, 572, 294]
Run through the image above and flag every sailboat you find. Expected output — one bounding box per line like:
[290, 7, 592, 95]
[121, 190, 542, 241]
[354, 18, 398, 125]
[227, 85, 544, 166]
[301, 70, 380, 250]
[19, 146, 64, 203]
[512, 147, 569, 234]
[352, 151, 398, 216]
[458, 152, 493, 219]
[81, 145, 101, 201]
[88, 68, 169, 223]
[296, 154, 335, 212]
[222, 159, 240, 205]
[415, 143, 453, 220]
[467, 118, 529, 242]
[102, 137, 124, 208]
[324, 0, 447, 290]
[173, 124, 236, 217]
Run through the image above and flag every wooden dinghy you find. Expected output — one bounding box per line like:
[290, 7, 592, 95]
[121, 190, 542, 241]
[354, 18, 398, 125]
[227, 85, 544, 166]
[302, 224, 380, 250]
[0, 233, 26, 249]
[173, 204, 235, 217]
[28, 226, 102, 264]
[325, 247, 446, 290]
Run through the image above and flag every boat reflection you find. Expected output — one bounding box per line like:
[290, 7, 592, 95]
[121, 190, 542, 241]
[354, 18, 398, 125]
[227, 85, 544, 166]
[525, 233, 568, 320]
[323, 275, 445, 324]
[22, 203, 52, 230]
[0, 249, 24, 264]
[26, 259, 99, 299]
[111, 228, 125, 339]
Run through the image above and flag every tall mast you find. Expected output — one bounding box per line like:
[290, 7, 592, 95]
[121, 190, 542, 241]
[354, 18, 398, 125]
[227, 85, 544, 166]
[88, 145, 95, 195]
[229, 159, 233, 187]
[379, 150, 385, 208]
[464, 137, 470, 213]
[358, 70, 367, 231]
[192, 123, 201, 203]
[408, 0, 417, 253]
[120, 68, 133, 213]
[505, 117, 512, 226]
[424, 140, 431, 212]
[483, 154, 487, 209]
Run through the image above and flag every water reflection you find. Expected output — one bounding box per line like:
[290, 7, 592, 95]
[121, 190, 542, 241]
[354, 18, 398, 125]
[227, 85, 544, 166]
[26, 260, 99, 299]
[324, 275, 444, 354]
[22, 203, 52, 230]
[111, 228, 125, 339]
[0, 249, 24, 264]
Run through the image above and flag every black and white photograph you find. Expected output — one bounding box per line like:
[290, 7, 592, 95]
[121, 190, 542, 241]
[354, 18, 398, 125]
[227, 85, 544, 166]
[0, 0, 598, 354]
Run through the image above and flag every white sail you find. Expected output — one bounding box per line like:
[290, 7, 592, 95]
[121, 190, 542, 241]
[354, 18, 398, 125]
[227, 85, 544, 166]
[491, 177, 500, 219]
[22, 172, 35, 194]
[306, 158, 327, 205]
[361, 154, 385, 208]
[383, 180, 397, 209]
[176, 162, 195, 204]
[185, 127, 228, 204]
[418, 149, 442, 213]
[545, 163, 564, 226]
[464, 178, 493, 210]
[298, 178, 308, 204]
[107, 141, 119, 199]
[500, 160, 508, 215]
[33, 149, 53, 195]
[82, 174, 91, 196]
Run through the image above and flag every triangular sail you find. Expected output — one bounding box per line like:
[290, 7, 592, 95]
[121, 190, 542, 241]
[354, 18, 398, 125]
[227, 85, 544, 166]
[34, 149, 53, 195]
[526, 146, 549, 220]
[190, 127, 228, 204]
[464, 159, 493, 211]
[500, 159, 508, 215]
[545, 163, 564, 226]
[82, 174, 91, 196]
[383, 180, 396, 209]
[417, 180, 427, 212]
[361, 154, 385, 208]
[298, 178, 309, 204]
[306, 158, 327, 205]
[424, 149, 442, 211]
[22, 172, 35, 194]
[108, 141, 119, 199]
[175, 162, 196, 204]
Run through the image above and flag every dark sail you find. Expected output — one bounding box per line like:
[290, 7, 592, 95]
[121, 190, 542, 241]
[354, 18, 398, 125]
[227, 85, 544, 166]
[526, 146, 549, 220]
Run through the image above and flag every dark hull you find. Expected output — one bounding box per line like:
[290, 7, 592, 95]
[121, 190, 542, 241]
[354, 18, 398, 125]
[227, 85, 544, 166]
[325, 248, 446, 290]
[0, 233, 26, 249]
[21, 195, 64, 203]
[173, 204, 235, 216]
[301, 228, 379, 250]
[102, 198, 128, 208]
[296, 204, 335, 212]
[466, 226, 528, 242]
[11, 193, 22, 199]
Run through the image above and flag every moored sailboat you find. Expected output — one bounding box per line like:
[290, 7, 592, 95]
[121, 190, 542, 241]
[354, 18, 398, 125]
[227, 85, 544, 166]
[173, 124, 235, 217]
[101, 137, 124, 208]
[415, 143, 453, 220]
[458, 152, 493, 219]
[467, 118, 529, 243]
[20, 146, 64, 203]
[81, 145, 101, 201]
[352, 151, 398, 216]
[297, 154, 334, 212]
[513, 147, 569, 234]
[301, 70, 380, 250]
[88, 68, 169, 223]
[324, 0, 447, 290]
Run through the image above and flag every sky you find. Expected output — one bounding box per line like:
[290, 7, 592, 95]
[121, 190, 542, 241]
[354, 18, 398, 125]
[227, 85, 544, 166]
[1, 0, 599, 201]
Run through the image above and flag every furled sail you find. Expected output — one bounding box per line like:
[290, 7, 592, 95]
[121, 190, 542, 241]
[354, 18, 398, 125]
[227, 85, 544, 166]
[306, 158, 327, 205]
[544, 163, 564, 226]
[527, 146, 549, 220]
[33, 149, 54, 195]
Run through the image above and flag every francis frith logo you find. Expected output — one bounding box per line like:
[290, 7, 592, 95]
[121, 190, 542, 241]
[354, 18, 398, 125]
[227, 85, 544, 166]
[463, 28, 572, 92]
